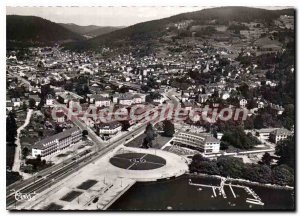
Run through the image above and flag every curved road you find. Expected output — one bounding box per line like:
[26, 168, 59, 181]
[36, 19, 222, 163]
[12, 109, 33, 172]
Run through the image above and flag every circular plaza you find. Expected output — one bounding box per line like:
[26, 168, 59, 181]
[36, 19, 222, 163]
[110, 152, 167, 170]
[107, 146, 189, 182]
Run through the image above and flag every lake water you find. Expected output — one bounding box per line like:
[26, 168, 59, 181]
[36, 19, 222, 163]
[109, 175, 294, 211]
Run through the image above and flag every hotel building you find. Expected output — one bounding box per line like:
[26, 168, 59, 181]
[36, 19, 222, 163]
[173, 131, 220, 154]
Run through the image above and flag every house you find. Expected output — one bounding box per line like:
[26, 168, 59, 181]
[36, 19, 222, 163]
[85, 117, 95, 128]
[239, 98, 247, 108]
[255, 128, 280, 140]
[55, 111, 65, 123]
[6, 102, 13, 111]
[182, 101, 193, 111]
[112, 93, 119, 103]
[95, 96, 111, 107]
[198, 94, 209, 103]
[12, 98, 21, 107]
[96, 121, 122, 140]
[222, 92, 230, 100]
[257, 101, 265, 109]
[269, 103, 284, 115]
[57, 92, 82, 105]
[269, 128, 292, 144]
[46, 94, 54, 107]
[118, 93, 133, 106]
[89, 94, 111, 107]
[181, 94, 189, 102]
[132, 93, 146, 104]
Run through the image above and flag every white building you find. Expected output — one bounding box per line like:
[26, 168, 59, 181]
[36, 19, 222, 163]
[270, 128, 292, 144]
[97, 121, 122, 140]
[222, 92, 230, 100]
[132, 93, 146, 104]
[12, 98, 21, 107]
[46, 94, 54, 107]
[173, 131, 220, 154]
[32, 127, 82, 158]
[239, 98, 248, 108]
[55, 111, 65, 123]
[94, 95, 111, 107]
[6, 102, 13, 111]
[119, 93, 133, 106]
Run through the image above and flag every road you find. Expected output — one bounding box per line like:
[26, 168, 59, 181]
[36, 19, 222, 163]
[6, 72, 176, 208]
[6, 122, 149, 209]
[12, 109, 33, 172]
[165, 90, 180, 106]
[6, 108, 161, 209]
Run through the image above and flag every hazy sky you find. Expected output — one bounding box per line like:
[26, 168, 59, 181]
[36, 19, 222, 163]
[6, 6, 291, 27]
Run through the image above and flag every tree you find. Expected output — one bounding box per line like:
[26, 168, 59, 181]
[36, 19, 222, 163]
[119, 86, 129, 93]
[244, 164, 273, 184]
[275, 135, 295, 168]
[190, 160, 220, 175]
[220, 141, 229, 150]
[162, 120, 175, 137]
[253, 114, 264, 129]
[21, 102, 28, 111]
[120, 121, 130, 131]
[55, 124, 63, 133]
[221, 126, 260, 149]
[22, 147, 29, 159]
[142, 123, 156, 148]
[29, 98, 36, 108]
[82, 130, 88, 137]
[6, 112, 17, 144]
[141, 85, 150, 93]
[75, 84, 90, 96]
[246, 99, 257, 110]
[64, 82, 73, 91]
[272, 165, 294, 186]
[260, 152, 272, 166]
[216, 156, 244, 178]
[238, 83, 250, 99]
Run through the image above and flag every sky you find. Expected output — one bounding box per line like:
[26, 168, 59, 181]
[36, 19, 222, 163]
[6, 6, 291, 27]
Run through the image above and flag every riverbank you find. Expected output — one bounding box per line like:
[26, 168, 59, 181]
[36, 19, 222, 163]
[188, 172, 294, 190]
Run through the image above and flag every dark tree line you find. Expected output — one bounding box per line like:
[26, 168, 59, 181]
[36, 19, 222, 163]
[190, 154, 294, 186]
[6, 111, 17, 144]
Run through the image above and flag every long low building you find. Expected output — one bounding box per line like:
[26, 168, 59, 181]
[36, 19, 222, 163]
[172, 131, 220, 154]
[32, 127, 82, 158]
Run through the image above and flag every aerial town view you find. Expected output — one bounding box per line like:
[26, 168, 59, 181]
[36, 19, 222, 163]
[5, 6, 295, 211]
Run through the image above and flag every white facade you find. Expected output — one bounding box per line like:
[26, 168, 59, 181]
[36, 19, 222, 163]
[173, 132, 220, 154]
[270, 128, 292, 144]
[32, 127, 82, 158]
[95, 99, 111, 107]
[98, 122, 122, 140]
[46, 98, 54, 106]
[119, 99, 133, 106]
[240, 99, 247, 108]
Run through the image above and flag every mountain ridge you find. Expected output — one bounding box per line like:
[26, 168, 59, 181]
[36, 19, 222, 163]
[63, 6, 295, 52]
[7, 15, 85, 46]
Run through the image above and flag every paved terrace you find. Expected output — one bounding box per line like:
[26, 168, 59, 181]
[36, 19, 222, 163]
[16, 145, 188, 210]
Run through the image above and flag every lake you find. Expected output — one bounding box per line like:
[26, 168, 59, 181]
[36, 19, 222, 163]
[109, 175, 294, 211]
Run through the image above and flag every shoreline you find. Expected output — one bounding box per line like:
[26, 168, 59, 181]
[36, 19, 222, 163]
[188, 172, 294, 190]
